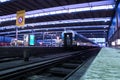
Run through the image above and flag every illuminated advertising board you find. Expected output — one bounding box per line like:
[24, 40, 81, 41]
[29, 34, 35, 46]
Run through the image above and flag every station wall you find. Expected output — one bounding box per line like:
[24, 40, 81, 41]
[108, 2, 120, 46]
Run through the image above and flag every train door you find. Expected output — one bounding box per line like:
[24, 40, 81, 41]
[64, 33, 72, 47]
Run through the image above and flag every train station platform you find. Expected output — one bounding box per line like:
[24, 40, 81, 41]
[67, 47, 120, 80]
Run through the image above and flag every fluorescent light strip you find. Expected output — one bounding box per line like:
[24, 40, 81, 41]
[0, 0, 9, 2]
[6, 31, 107, 37]
[25, 5, 114, 18]
[18, 25, 109, 32]
[76, 30, 108, 32]
[0, 0, 114, 22]
[0, 17, 111, 30]
[26, 18, 110, 27]
[5, 29, 107, 36]
[17, 26, 107, 33]
[0, 25, 108, 35]
[80, 32, 107, 34]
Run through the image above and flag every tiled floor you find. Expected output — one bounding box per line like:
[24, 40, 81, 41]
[80, 48, 120, 80]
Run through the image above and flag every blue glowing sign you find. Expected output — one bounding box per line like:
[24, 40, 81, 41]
[29, 35, 35, 46]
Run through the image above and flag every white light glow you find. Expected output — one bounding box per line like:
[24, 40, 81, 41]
[0, 29, 107, 35]
[116, 39, 120, 45]
[89, 38, 105, 43]
[0, 0, 9, 2]
[111, 41, 115, 46]
[0, 1, 114, 23]
[4, 29, 107, 36]
[26, 17, 111, 26]
[0, 17, 111, 30]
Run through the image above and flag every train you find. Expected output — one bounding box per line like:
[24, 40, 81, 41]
[0, 30, 99, 59]
[61, 30, 98, 46]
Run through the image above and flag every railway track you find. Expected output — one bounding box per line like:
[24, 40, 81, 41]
[0, 48, 100, 80]
[26, 50, 95, 80]
[0, 57, 21, 63]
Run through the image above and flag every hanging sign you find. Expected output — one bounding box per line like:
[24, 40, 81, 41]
[16, 10, 25, 27]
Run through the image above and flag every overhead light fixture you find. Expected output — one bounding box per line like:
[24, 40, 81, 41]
[20, 25, 109, 32]
[22, 17, 111, 26]
[6, 31, 107, 36]
[0, 29, 108, 35]
[0, 17, 111, 30]
[0, 0, 9, 2]
[0, 25, 108, 35]
[0, 1, 114, 22]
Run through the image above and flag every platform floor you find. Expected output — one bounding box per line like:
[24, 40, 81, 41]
[79, 48, 120, 80]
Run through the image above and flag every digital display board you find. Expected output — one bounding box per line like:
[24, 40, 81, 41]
[29, 34, 35, 46]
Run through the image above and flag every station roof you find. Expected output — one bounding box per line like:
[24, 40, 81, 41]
[0, 0, 117, 39]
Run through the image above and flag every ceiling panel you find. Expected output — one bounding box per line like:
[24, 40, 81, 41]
[0, 0, 116, 38]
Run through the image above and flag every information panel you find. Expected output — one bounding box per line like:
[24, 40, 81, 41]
[29, 34, 35, 46]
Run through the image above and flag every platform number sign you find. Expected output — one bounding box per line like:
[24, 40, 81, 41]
[18, 16, 23, 24]
[16, 10, 25, 27]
